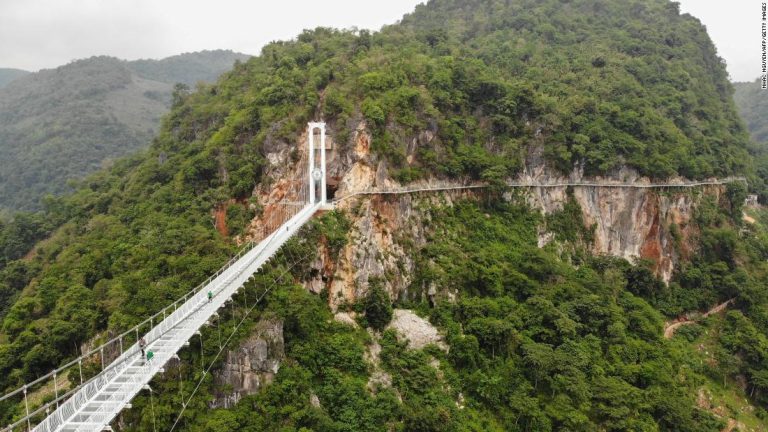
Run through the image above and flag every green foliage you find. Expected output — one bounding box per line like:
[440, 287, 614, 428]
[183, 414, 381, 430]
[725, 182, 747, 219]
[315, 211, 351, 258]
[732, 80, 768, 200]
[361, 279, 393, 331]
[733, 79, 768, 144]
[392, 0, 749, 180]
[224, 203, 254, 236]
[545, 193, 595, 245]
[405, 199, 722, 431]
[127, 268, 399, 432]
[0, 52, 248, 212]
[0, 0, 760, 429]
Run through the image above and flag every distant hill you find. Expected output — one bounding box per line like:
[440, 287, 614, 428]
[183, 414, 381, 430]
[0, 69, 29, 89]
[0, 50, 249, 211]
[732, 79, 768, 198]
[128, 50, 251, 85]
[733, 79, 768, 143]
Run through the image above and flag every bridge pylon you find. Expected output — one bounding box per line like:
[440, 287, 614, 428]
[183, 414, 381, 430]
[307, 122, 327, 206]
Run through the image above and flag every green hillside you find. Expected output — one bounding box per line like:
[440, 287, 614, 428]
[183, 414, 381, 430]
[128, 49, 251, 85]
[0, 0, 764, 430]
[734, 79, 768, 144]
[733, 79, 768, 200]
[0, 51, 249, 212]
[0, 69, 29, 89]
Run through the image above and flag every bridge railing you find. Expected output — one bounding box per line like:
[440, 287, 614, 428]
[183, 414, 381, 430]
[0, 237, 263, 431]
[332, 176, 749, 202]
[21, 200, 313, 432]
[2, 190, 315, 432]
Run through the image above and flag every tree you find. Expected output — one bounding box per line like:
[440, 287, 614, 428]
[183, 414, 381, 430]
[363, 279, 393, 331]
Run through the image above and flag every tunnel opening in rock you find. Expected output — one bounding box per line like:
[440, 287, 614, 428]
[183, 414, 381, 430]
[326, 177, 339, 201]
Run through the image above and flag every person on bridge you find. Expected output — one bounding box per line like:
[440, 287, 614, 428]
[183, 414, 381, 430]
[208, 290, 213, 302]
[139, 337, 146, 359]
[146, 350, 154, 363]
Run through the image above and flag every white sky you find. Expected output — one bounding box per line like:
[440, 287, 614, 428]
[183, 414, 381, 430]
[0, 0, 759, 82]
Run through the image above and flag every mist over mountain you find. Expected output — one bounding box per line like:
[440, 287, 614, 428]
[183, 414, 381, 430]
[0, 69, 29, 89]
[128, 50, 251, 85]
[733, 79, 767, 144]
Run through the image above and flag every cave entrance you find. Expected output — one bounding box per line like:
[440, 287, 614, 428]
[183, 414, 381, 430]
[326, 177, 339, 201]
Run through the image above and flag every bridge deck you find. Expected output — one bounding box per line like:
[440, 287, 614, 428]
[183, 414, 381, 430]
[14, 173, 749, 431]
[31, 203, 321, 432]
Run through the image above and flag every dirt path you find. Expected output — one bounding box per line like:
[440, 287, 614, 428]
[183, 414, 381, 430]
[664, 298, 735, 339]
[664, 321, 691, 339]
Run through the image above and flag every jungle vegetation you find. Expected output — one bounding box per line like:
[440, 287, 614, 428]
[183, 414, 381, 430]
[0, 0, 763, 430]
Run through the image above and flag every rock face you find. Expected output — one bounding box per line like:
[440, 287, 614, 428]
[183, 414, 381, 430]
[216, 121, 731, 406]
[387, 309, 448, 351]
[521, 160, 721, 282]
[210, 318, 284, 408]
[243, 121, 725, 306]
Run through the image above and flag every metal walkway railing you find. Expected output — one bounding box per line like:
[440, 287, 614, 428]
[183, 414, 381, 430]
[333, 176, 748, 202]
[9, 202, 321, 432]
[0, 144, 747, 430]
[0, 121, 334, 432]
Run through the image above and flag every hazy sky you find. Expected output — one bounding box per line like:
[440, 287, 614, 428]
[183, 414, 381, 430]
[0, 0, 758, 82]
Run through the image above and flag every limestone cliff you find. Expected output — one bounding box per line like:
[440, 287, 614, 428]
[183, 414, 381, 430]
[243, 121, 725, 307]
[520, 149, 723, 282]
[209, 318, 284, 408]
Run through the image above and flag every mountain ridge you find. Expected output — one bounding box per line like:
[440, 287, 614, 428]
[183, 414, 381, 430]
[0, 68, 29, 89]
[0, 50, 250, 212]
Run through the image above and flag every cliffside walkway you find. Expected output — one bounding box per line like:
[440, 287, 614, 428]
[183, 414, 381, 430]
[0, 120, 747, 432]
[333, 176, 747, 202]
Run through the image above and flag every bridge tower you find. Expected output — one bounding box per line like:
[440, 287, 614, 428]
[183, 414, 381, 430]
[307, 122, 327, 205]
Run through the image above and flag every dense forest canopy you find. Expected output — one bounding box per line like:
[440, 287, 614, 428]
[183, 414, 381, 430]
[0, 0, 764, 430]
[386, 0, 751, 180]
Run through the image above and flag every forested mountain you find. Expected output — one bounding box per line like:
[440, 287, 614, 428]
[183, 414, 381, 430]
[128, 50, 251, 85]
[0, 50, 249, 212]
[0, 69, 29, 89]
[734, 79, 767, 144]
[733, 80, 768, 200]
[0, 0, 765, 431]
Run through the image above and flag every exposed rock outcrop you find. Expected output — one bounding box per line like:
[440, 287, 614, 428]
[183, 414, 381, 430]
[521, 161, 721, 282]
[210, 318, 284, 408]
[243, 121, 727, 306]
[387, 309, 447, 351]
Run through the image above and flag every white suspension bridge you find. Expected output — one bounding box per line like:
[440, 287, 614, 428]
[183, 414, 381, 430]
[0, 122, 749, 432]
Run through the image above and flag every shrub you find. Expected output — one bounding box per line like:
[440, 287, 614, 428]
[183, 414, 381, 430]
[363, 279, 393, 331]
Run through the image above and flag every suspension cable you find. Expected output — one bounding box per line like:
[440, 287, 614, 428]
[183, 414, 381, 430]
[149, 388, 158, 432]
[168, 253, 309, 432]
